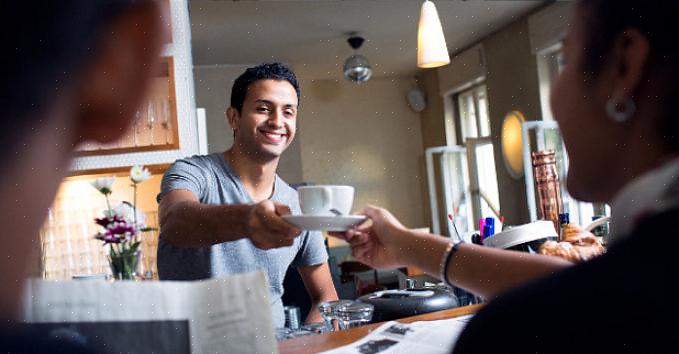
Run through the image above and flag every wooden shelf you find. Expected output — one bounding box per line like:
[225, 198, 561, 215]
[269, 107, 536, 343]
[74, 57, 179, 156]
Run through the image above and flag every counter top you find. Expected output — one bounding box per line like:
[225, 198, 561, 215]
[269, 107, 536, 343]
[277, 304, 482, 354]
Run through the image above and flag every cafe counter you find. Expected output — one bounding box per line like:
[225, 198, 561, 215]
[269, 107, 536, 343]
[278, 305, 482, 354]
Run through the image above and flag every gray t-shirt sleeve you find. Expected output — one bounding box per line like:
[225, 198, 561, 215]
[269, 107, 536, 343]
[291, 230, 329, 267]
[157, 157, 208, 203]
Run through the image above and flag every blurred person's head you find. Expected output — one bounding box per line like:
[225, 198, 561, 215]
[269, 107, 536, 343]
[0, 0, 162, 320]
[551, 0, 678, 202]
[227, 63, 300, 162]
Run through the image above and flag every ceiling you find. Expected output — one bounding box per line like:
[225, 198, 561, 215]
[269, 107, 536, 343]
[189, 0, 546, 79]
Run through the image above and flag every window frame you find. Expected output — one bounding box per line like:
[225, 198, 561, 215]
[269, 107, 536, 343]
[451, 82, 490, 143]
[448, 83, 501, 224]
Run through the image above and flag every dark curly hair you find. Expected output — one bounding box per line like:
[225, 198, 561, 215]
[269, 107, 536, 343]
[577, 0, 678, 149]
[230, 63, 301, 113]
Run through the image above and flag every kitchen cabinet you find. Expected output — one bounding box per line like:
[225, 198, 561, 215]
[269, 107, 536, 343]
[75, 57, 179, 156]
[70, 0, 200, 174]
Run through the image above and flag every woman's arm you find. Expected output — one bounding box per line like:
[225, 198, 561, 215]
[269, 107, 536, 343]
[335, 206, 572, 299]
[398, 229, 571, 299]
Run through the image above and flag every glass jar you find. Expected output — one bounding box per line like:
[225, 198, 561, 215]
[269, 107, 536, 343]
[318, 300, 353, 332]
[335, 302, 374, 330]
[108, 250, 140, 280]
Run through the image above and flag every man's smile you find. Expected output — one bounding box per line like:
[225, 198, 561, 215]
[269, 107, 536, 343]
[258, 128, 288, 144]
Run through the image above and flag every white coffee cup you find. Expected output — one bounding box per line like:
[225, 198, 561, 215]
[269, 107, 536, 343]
[298, 185, 354, 216]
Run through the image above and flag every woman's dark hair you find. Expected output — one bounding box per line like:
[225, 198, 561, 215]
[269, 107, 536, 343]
[578, 0, 679, 148]
[1, 0, 136, 152]
[230, 63, 301, 113]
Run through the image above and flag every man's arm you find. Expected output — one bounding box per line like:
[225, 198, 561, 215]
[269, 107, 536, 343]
[297, 263, 338, 323]
[159, 189, 301, 249]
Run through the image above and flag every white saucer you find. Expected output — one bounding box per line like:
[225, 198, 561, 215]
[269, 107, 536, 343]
[283, 215, 367, 231]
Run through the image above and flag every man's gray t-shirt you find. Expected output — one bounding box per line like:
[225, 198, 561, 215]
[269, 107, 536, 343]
[156, 153, 328, 328]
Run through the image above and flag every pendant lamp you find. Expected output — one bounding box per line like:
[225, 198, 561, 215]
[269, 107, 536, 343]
[344, 36, 372, 83]
[417, 0, 450, 68]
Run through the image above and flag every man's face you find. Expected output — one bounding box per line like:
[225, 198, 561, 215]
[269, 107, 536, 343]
[230, 79, 298, 160]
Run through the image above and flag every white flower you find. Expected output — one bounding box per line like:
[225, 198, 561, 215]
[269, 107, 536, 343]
[130, 165, 152, 184]
[90, 177, 116, 195]
[109, 202, 146, 228]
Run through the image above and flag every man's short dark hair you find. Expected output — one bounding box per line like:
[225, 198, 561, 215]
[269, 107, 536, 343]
[2, 0, 134, 152]
[230, 63, 301, 113]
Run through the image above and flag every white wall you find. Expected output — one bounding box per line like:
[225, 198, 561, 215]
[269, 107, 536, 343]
[296, 74, 426, 228]
[193, 65, 246, 154]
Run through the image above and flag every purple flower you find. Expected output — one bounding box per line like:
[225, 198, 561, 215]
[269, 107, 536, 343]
[93, 215, 138, 245]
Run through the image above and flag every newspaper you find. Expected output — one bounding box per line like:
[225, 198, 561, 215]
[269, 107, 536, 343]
[20, 272, 278, 354]
[319, 315, 474, 354]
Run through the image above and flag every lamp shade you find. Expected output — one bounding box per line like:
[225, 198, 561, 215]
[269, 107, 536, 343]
[417, 0, 450, 68]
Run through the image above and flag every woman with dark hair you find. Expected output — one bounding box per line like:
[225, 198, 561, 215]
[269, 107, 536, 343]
[337, 0, 679, 352]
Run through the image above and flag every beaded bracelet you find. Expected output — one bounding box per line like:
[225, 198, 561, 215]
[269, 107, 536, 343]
[439, 241, 462, 288]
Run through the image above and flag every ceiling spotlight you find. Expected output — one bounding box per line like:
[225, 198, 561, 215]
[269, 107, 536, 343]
[343, 36, 372, 83]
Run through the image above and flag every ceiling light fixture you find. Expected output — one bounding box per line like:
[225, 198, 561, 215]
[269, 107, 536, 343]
[343, 36, 372, 83]
[417, 0, 450, 68]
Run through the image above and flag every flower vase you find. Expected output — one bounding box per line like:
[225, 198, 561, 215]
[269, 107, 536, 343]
[109, 250, 141, 280]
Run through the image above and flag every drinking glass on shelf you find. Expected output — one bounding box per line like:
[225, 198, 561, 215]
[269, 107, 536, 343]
[160, 97, 171, 144]
[318, 300, 353, 332]
[335, 302, 374, 330]
[133, 109, 143, 146]
[147, 99, 156, 145]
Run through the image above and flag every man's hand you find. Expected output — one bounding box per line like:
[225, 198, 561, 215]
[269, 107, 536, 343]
[247, 200, 302, 249]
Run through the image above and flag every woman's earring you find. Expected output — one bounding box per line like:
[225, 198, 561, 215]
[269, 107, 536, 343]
[606, 96, 636, 123]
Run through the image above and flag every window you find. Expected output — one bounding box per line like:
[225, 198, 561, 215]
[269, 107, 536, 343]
[457, 85, 491, 142]
[537, 43, 564, 122]
[452, 84, 501, 224]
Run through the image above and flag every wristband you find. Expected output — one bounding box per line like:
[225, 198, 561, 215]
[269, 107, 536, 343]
[439, 240, 462, 288]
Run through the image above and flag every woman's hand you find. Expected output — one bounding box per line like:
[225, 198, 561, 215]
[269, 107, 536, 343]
[331, 205, 410, 269]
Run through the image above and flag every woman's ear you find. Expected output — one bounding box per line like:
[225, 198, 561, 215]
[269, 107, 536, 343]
[609, 28, 650, 99]
[75, 0, 163, 144]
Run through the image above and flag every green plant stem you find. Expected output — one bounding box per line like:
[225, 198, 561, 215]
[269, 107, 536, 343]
[105, 194, 112, 216]
[133, 182, 138, 243]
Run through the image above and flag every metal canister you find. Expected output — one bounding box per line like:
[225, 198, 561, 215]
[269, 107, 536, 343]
[284, 306, 301, 330]
[532, 150, 563, 239]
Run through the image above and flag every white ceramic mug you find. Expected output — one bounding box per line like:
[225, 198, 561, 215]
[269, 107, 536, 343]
[298, 185, 354, 216]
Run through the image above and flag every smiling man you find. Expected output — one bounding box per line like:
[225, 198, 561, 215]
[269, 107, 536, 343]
[157, 63, 338, 328]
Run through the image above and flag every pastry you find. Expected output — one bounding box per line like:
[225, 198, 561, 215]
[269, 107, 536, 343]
[539, 224, 606, 262]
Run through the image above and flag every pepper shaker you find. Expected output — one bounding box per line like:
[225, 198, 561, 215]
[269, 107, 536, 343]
[532, 150, 564, 238]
